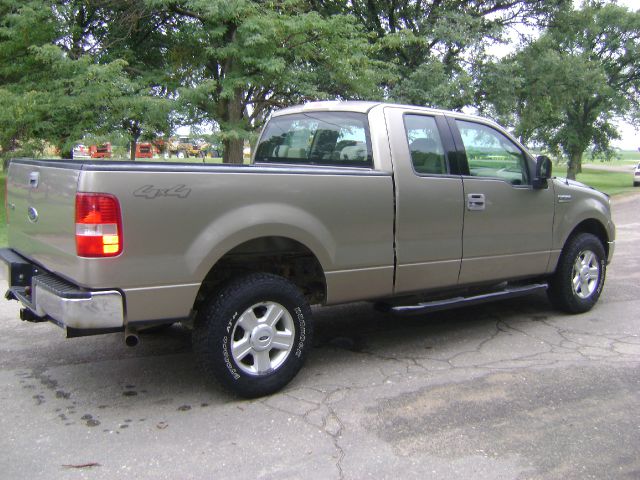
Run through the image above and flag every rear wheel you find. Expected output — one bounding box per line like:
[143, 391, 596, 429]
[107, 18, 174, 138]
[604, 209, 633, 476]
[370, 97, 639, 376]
[193, 273, 312, 398]
[548, 233, 606, 313]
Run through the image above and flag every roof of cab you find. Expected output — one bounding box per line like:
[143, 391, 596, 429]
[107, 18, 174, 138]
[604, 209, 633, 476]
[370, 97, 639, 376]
[272, 100, 471, 119]
[272, 101, 382, 116]
[271, 100, 507, 131]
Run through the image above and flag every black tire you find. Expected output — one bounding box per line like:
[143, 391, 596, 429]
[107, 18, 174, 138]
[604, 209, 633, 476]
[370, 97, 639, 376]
[193, 273, 312, 398]
[548, 233, 606, 314]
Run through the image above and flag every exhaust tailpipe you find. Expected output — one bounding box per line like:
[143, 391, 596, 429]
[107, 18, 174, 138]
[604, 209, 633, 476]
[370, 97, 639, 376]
[124, 328, 139, 347]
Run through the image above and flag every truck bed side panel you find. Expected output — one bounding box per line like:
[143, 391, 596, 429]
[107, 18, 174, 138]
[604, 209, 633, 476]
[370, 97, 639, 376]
[79, 166, 395, 319]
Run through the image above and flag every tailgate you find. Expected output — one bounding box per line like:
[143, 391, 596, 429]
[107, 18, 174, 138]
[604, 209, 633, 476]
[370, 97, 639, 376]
[6, 160, 80, 277]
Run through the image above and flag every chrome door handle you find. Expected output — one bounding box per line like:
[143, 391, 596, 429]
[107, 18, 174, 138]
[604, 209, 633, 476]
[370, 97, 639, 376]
[467, 193, 485, 211]
[29, 172, 40, 188]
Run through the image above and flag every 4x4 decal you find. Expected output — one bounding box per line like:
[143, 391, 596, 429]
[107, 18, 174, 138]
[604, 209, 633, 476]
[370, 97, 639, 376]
[133, 184, 191, 199]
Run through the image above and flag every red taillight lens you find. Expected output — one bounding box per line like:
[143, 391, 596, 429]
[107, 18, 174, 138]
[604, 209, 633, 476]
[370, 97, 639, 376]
[75, 193, 122, 257]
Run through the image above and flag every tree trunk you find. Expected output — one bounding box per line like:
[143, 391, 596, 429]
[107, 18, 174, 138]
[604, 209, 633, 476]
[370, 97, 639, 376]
[221, 88, 245, 164]
[125, 120, 142, 162]
[130, 138, 137, 162]
[58, 144, 73, 159]
[567, 150, 583, 180]
[223, 138, 244, 164]
[54, 133, 72, 159]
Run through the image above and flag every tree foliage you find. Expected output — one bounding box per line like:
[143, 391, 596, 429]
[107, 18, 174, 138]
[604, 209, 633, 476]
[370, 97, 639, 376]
[162, 0, 388, 162]
[481, 1, 640, 179]
[0, 0, 638, 169]
[0, 0, 176, 159]
[311, 0, 569, 109]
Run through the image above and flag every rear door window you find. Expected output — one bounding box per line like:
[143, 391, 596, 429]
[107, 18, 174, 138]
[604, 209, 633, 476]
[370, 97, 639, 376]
[403, 115, 448, 175]
[255, 112, 372, 167]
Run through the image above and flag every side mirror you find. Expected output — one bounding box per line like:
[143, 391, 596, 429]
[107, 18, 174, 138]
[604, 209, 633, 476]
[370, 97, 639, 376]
[533, 155, 552, 189]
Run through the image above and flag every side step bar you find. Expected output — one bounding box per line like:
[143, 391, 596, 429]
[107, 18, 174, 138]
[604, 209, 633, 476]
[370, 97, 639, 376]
[378, 283, 548, 316]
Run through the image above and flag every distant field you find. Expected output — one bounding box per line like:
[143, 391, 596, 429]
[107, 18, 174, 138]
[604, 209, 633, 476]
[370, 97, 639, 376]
[586, 149, 640, 166]
[577, 168, 639, 196]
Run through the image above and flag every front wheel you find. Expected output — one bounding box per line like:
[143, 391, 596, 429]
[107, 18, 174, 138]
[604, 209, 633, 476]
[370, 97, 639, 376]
[548, 233, 606, 313]
[193, 273, 312, 398]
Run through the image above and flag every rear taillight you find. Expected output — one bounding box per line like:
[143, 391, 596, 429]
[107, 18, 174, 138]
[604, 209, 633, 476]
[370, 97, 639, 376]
[75, 193, 123, 257]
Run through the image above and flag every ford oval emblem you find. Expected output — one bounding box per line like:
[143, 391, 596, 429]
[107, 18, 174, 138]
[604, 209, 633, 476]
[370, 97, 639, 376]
[27, 206, 39, 223]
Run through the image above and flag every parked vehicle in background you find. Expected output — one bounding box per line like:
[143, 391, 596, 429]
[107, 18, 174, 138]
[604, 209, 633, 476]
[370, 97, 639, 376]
[89, 143, 112, 159]
[71, 144, 90, 159]
[634, 162, 640, 186]
[135, 142, 154, 158]
[1, 101, 615, 398]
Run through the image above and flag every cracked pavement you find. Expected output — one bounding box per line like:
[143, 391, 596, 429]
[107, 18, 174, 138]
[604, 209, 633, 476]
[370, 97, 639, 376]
[1, 194, 639, 480]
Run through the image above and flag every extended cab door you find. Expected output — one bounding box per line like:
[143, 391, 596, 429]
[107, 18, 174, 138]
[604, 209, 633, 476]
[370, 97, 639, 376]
[385, 107, 464, 294]
[449, 116, 555, 284]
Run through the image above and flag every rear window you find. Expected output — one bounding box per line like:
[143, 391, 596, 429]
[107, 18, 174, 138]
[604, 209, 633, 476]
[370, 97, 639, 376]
[254, 112, 373, 167]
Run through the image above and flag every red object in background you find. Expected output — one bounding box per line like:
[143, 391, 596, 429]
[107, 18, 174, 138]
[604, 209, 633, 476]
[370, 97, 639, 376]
[89, 143, 112, 159]
[136, 142, 153, 158]
[153, 139, 165, 155]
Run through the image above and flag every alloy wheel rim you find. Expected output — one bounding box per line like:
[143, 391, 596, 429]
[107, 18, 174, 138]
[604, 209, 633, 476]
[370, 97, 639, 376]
[571, 249, 600, 299]
[230, 302, 295, 376]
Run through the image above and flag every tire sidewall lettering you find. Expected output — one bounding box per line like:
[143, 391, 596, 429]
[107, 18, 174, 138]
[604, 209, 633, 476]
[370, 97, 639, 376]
[294, 306, 306, 358]
[222, 334, 241, 380]
[595, 258, 606, 296]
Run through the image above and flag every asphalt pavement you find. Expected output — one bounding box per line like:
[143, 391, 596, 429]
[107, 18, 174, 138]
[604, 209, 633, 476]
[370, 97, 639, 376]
[1, 194, 639, 480]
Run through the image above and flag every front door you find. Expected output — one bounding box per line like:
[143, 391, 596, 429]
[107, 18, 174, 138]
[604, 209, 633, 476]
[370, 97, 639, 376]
[452, 118, 555, 285]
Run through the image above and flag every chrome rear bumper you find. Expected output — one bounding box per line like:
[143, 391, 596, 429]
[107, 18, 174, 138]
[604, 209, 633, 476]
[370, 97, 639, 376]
[1, 248, 124, 336]
[32, 276, 123, 331]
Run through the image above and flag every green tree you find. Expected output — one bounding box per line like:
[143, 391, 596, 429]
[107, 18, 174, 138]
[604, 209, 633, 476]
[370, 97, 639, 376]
[482, 2, 640, 179]
[49, 0, 178, 159]
[0, 1, 176, 159]
[165, 0, 388, 163]
[310, 0, 569, 110]
[0, 0, 57, 157]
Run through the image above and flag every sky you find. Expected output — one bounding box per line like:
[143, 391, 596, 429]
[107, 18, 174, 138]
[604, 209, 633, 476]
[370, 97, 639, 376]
[612, 1, 639, 150]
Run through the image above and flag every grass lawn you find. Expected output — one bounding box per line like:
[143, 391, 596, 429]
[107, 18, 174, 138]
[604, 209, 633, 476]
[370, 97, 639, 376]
[576, 168, 639, 196]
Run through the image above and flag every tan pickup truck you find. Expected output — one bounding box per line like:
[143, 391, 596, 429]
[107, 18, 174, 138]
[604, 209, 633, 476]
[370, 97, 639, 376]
[1, 101, 615, 397]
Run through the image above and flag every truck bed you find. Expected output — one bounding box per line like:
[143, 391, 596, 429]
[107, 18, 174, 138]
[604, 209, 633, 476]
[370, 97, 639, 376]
[6, 159, 395, 323]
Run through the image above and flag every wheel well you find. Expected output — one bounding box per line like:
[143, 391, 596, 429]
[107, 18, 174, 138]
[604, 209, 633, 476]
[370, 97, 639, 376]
[567, 219, 610, 257]
[194, 236, 326, 312]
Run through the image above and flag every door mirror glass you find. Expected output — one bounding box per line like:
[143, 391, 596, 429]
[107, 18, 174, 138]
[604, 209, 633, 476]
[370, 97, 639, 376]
[533, 155, 552, 189]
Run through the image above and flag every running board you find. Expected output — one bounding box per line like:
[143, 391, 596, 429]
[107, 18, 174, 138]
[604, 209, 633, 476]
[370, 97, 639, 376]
[379, 283, 548, 316]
